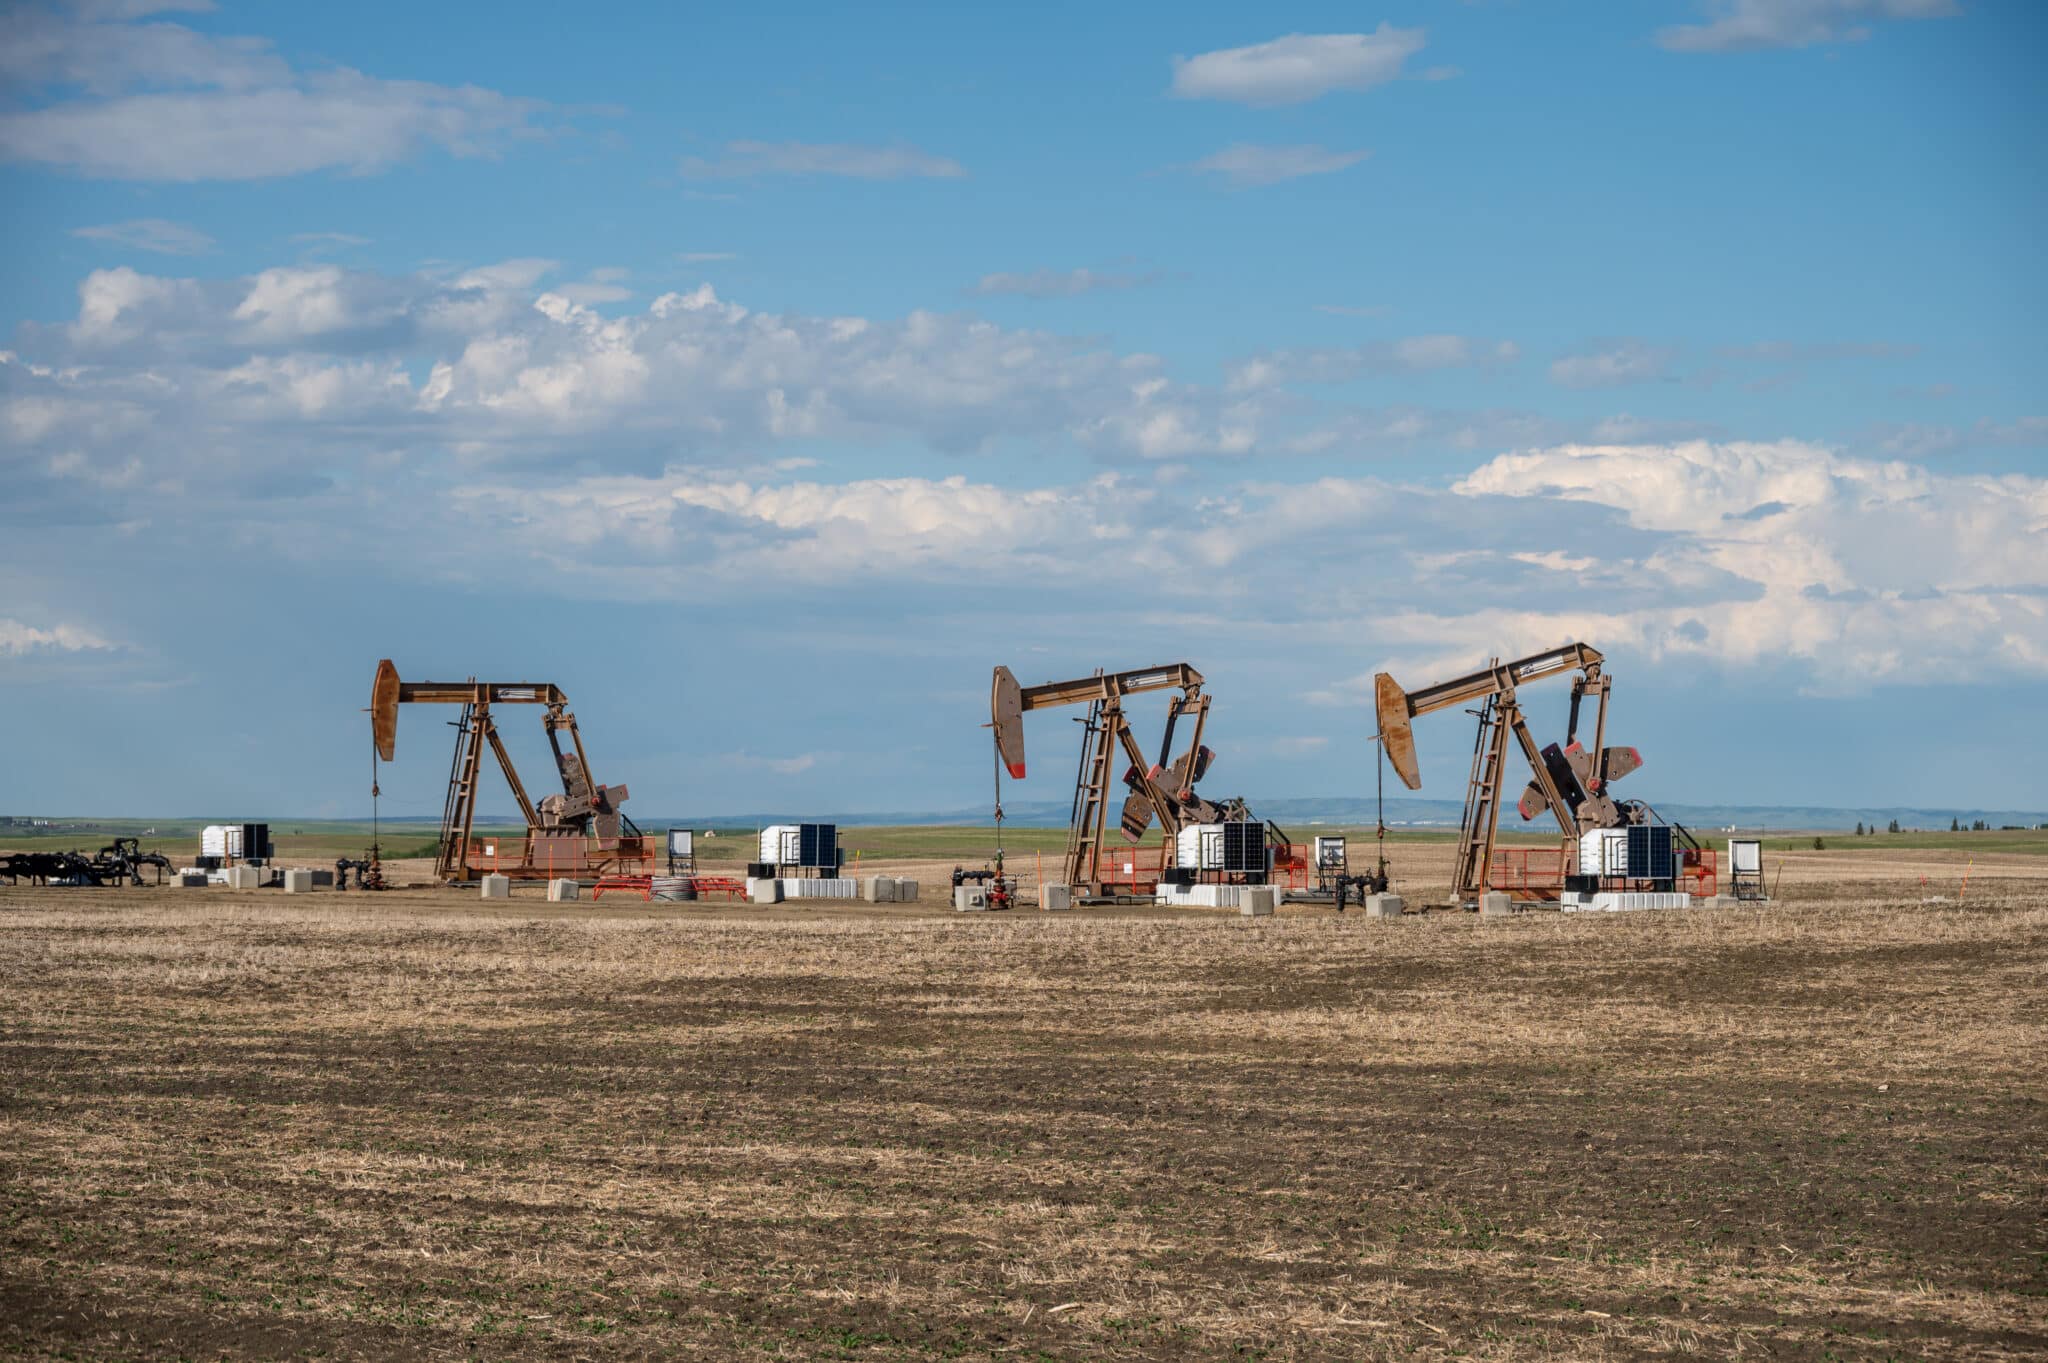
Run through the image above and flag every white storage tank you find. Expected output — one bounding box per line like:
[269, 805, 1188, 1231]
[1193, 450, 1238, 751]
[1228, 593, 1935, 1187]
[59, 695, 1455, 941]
[1175, 823, 1225, 870]
[1579, 828, 1628, 876]
[760, 824, 800, 865]
[758, 823, 839, 869]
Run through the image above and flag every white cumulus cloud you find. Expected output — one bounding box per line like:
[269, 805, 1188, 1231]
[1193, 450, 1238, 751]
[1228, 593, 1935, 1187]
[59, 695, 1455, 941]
[0, 618, 113, 655]
[1440, 441, 2048, 688]
[0, 6, 553, 181]
[1171, 27, 1427, 105]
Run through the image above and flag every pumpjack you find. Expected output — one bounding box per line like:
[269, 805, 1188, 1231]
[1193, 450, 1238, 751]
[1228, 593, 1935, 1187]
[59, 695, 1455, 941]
[1374, 643, 1652, 907]
[371, 660, 643, 882]
[991, 663, 1253, 899]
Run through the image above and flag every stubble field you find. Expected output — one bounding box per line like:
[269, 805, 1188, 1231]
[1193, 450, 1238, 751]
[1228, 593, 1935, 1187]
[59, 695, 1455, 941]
[2, 845, 2043, 1361]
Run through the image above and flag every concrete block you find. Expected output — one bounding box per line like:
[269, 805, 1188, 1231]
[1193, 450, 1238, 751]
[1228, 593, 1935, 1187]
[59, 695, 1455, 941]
[1240, 887, 1277, 917]
[1364, 893, 1405, 919]
[864, 875, 897, 903]
[547, 878, 580, 902]
[1707, 895, 1741, 910]
[479, 874, 510, 900]
[1479, 891, 1514, 917]
[896, 879, 919, 902]
[749, 877, 783, 905]
[1562, 891, 1692, 913]
[1040, 883, 1073, 912]
[282, 868, 314, 894]
[179, 872, 209, 888]
[226, 865, 261, 890]
[953, 885, 989, 912]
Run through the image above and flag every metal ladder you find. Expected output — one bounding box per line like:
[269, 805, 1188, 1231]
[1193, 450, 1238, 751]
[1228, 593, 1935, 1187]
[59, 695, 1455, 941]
[436, 701, 479, 881]
[1065, 697, 1112, 894]
[1451, 693, 1509, 904]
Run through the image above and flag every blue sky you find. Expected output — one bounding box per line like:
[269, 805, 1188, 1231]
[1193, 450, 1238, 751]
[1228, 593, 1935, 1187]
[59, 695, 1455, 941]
[1, 0, 2043, 822]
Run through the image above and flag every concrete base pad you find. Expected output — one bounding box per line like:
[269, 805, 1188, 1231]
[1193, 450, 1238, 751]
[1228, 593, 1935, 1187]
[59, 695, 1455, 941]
[479, 874, 510, 900]
[1479, 891, 1515, 917]
[547, 878, 580, 902]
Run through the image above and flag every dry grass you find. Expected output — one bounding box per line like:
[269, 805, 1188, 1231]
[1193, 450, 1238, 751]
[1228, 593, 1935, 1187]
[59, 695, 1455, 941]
[2, 861, 2045, 1361]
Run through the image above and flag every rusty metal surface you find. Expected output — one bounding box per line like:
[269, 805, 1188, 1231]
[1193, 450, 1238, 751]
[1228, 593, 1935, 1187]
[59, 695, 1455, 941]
[372, 660, 636, 884]
[1375, 672, 1418, 790]
[992, 666, 1026, 778]
[372, 659, 401, 762]
[1372, 642, 1655, 907]
[1517, 743, 1645, 822]
[989, 662, 1231, 897]
[1374, 644, 1605, 793]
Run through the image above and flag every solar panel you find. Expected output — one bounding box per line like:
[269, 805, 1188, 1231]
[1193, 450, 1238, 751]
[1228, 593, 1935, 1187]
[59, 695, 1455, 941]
[1221, 821, 1265, 874]
[797, 823, 837, 868]
[1626, 825, 1676, 880]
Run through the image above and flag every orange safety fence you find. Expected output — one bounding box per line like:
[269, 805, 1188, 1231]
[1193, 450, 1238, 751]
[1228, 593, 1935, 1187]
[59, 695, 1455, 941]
[1488, 844, 1720, 899]
[459, 835, 656, 881]
[1091, 843, 1168, 893]
[1485, 847, 1575, 898]
[1088, 841, 1321, 893]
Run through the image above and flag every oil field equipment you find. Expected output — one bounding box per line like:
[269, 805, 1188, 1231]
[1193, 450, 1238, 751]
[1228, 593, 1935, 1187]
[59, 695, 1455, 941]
[334, 854, 386, 891]
[1, 838, 173, 887]
[750, 823, 841, 879]
[1374, 642, 1687, 908]
[202, 823, 273, 864]
[666, 829, 697, 876]
[991, 662, 1264, 900]
[1727, 838, 1766, 902]
[370, 659, 648, 882]
[951, 863, 1017, 912]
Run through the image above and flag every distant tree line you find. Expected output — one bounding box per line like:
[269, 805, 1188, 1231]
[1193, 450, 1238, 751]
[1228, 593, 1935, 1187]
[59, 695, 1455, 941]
[1846, 818, 2046, 835]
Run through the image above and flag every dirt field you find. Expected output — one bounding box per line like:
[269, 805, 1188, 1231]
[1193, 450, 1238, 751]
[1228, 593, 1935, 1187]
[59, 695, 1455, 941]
[3, 852, 2044, 1361]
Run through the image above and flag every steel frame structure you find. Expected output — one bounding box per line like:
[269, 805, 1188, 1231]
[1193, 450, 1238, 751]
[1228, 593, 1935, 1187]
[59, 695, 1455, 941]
[1374, 643, 1641, 907]
[371, 660, 637, 882]
[991, 663, 1216, 898]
